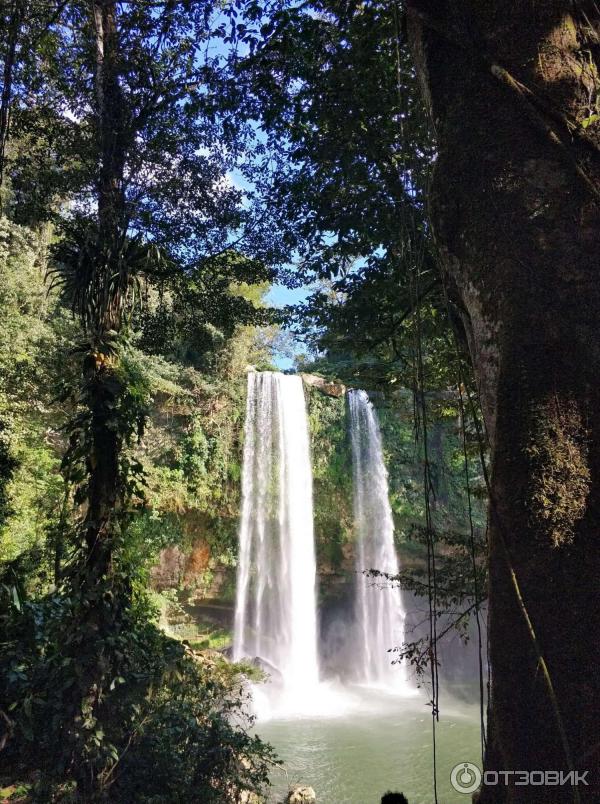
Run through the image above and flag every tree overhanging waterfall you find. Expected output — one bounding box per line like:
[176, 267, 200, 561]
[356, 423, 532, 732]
[233, 371, 320, 704]
[348, 390, 409, 691]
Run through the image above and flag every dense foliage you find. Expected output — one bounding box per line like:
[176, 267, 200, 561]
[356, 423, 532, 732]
[0, 586, 276, 803]
[0, 207, 279, 799]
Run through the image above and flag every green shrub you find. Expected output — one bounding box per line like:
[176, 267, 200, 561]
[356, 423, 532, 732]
[0, 582, 276, 803]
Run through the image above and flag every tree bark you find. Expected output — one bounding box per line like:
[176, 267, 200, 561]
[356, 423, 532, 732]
[71, 7, 128, 797]
[406, 2, 600, 801]
[0, 0, 24, 209]
[93, 0, 126, 247]
[83, 0, 127, 584]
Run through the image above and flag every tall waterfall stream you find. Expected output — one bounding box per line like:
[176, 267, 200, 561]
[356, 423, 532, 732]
[233, 371, 320, 712]
[232, 372, 480, 802]
[349, 389, 410, 690]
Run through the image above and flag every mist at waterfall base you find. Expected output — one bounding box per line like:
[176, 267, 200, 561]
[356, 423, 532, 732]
[233, 373, 483, 802]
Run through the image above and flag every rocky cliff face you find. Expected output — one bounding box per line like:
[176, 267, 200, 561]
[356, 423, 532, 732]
[301, 373, 346, 398]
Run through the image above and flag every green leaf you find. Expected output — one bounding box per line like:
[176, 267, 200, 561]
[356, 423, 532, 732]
[581, 113, 599, 129]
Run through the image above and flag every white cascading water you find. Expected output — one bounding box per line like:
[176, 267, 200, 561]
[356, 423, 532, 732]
[233, 371, 320, 706]
[349, 389, 410, 690]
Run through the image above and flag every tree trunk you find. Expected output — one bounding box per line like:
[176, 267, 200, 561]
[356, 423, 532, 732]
[93, 0, 126, 246]
[83, 0, 126, 584]
[69, 6, 128, 798]
[406, 2, 600, 801]
[0, 0, 24, 209]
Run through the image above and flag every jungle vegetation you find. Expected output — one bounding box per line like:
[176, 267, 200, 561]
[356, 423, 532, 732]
[1, 1, 598, 803]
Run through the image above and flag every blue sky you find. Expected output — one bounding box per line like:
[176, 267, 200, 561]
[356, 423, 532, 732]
[265, 284, 310, 307]
[265, 283, 312, 370]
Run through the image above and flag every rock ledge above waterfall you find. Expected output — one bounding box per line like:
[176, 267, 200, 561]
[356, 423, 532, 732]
[301, 373, 346, 398]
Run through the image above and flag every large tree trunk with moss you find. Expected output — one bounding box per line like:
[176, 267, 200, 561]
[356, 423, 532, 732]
[406, 2, 600, 801]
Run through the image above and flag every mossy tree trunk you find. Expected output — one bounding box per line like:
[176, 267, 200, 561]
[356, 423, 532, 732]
[406, 3, 600, 801]
[83, 0, 127, 585]
[72, 5, 129, 797]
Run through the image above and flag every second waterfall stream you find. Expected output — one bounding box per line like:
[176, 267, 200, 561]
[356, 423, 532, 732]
[348, 389, 410, 691]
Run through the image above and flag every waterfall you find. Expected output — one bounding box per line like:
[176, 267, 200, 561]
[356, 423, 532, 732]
[233, 371, 320, 700]
[349, 390, 409, 690]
